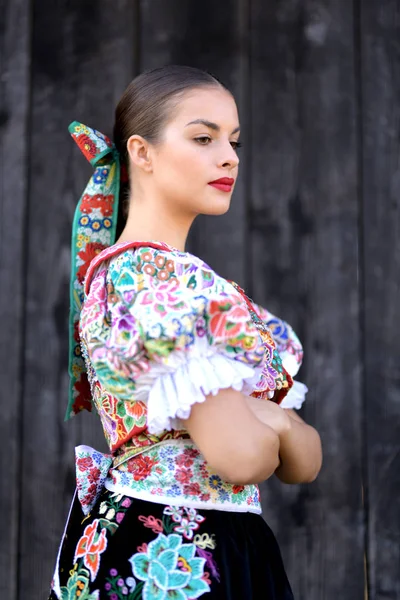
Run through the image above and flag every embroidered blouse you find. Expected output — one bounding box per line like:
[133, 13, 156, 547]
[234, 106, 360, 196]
[76, 241, 307, 516]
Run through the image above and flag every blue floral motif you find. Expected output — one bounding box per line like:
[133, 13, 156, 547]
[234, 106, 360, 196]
[208, 475, 222, 491]
[93, 166, 108, 184]
[218, 490, 230, 502]
[165, 485, 182, 497]
[266, 317, 289, 345]
[159, 447, 177, 459]
[120, 472, 130, 486]
[129, 533, 210, 600]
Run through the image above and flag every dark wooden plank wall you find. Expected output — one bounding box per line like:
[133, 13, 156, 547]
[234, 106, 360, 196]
[249, 2, 364, 598]
[0, 1, 399, 598]
[360, 3, 400, 598]
[0, 1, 30, 598]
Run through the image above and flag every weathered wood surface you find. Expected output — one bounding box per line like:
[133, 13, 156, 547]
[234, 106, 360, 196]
[17, 1, 137, 596]
[0, 1, 399, 598]
[141, 0, 250, 283]
[249, 1, 365, 597]
[360, 1, 400, 597]
[0, 0, 30, 598]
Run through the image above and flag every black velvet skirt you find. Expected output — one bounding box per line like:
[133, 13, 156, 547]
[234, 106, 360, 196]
[48, 489, 294, 600]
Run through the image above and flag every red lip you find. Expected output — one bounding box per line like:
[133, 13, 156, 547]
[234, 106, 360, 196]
[209, 177, 235, 185]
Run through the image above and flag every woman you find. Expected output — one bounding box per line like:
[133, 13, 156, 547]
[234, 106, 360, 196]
[49, 65, 322, 600]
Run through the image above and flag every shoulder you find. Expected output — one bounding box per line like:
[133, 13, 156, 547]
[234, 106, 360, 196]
[105, 244, 229, 296]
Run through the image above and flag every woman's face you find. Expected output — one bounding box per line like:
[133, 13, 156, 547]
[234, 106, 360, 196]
[150, 86, 241, 217]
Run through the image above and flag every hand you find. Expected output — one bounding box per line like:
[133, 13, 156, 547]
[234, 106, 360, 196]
[245, 396, 292, 437]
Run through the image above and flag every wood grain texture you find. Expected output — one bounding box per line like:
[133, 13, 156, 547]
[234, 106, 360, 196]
[0, 0, 30, 598]
[17, 0, 137, 595]
[249, 1, 364, 597]
[360, 1, 400, 597]
[140, 0, 249, 284]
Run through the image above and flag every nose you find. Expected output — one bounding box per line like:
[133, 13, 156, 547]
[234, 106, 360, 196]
[218, 142, 239, 170]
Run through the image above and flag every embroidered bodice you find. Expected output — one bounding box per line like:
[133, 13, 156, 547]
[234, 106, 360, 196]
[76, 241, 306, 515]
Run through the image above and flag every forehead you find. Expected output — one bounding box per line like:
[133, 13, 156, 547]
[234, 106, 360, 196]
[171, 87, 239, 128]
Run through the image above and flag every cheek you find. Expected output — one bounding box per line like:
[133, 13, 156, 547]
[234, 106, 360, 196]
[158, 144, 208, 188]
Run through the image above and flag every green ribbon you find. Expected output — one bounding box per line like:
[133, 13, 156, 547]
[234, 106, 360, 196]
[66, 121, 120, 420]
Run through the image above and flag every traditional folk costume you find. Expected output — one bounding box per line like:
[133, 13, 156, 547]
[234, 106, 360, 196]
[49, 122, 307, 600]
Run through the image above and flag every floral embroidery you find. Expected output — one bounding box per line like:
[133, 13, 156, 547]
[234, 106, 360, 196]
[162, 506, 205, 541]
[104, 567, 139, 599]
[109, 440, 262, 513]
[138, 515, 164, 534]
[74, 520, 108, 581]
[129, 533, 210, 600]
[70, 241, 304, 515]
[59, 493, 131, 596]
[67, 121, 120, 420]
[59, 566, 100, 599]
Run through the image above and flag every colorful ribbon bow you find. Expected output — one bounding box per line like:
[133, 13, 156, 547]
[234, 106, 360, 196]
[75, 445, 113, 515]
[66, 122, 120, 421]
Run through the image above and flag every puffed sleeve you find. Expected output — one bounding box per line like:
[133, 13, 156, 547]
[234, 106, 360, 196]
[80, 247, 267, 434]
[251, 301, 308, 410]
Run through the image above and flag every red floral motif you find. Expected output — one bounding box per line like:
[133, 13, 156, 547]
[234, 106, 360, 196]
[128, 455, 157, 481]
[87, 467, 101, 484]
[73, 375, 92, 413]
[176, 455, 194, 469]
[80, 483, 97, 508]
[73, 321, 80, 343]
[76, 134, 97, 161]
[175, 469, 192, 484]
[74, 519, 108, 581]
[81, 193, 114, 216]
[183, 447, 200, 459]
[232, 485, 245, 494]
[76, 456, 93, 472]
[137, 543, 148, 553]
[202, 572, 212, 585]
[77, 242, 106, 284]
[138, 515, 163, 534]
[208, 297, 249, 340]
[200, 493, 211, 502]
[125, 400, 146, 420]
[183, 482, 202, 496]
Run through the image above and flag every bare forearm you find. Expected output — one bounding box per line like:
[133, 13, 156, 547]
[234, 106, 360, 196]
[275, 411, 322, 484]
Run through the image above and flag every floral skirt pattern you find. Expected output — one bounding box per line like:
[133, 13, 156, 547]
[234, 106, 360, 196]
[49, 489, 294, 600]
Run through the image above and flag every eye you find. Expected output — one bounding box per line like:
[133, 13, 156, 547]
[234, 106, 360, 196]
[230, 141, 242, 150]
[194, 136, 212, 145]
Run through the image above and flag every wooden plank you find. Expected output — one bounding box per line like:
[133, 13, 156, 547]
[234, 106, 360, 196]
[0, 0, 30, 597]
[249, 1, 364, 597]
[360, 2, 400, 597]
[140, 0, 249, 284]
[18, 1, 137, 595]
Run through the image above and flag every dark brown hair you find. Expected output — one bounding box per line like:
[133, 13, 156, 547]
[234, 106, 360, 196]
[113, 65, 227, 235]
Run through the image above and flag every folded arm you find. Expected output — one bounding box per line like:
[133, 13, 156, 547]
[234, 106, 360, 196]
[245, 398, 322, 484]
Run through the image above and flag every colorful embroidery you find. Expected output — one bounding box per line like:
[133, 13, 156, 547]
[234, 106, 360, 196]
[74, 520, 108, 581]
[108, 440, 261, 513]
[60, 493, 130, 597]
[104, 568, 138, 599]
[59, 567, 100, 600]
[67, 121, 120, 421]
[69, 242, 304, 515]
[129, 533, 211, 599]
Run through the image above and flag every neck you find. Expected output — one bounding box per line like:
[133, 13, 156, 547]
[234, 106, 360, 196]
[116, 194, 195, 253]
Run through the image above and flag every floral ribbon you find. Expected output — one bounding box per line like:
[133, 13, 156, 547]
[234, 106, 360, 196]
[75, 445, 113, 515]
[66, 122, 120, 421]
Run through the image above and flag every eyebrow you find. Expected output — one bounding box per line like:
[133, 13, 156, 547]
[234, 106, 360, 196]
[185, 119, 240, 135]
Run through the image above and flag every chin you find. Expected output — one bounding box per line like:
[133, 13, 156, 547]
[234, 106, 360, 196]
[202, 197, 232, 216]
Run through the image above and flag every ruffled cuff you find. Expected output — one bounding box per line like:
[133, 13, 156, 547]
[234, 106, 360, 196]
[279, 380, 308, 410]
[147, 353, 262, 435]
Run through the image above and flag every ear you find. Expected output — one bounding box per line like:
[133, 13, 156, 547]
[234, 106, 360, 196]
[126, 135, 153, 173]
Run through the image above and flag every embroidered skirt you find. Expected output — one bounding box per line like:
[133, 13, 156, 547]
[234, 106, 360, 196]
[49, 489, 294, 600]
